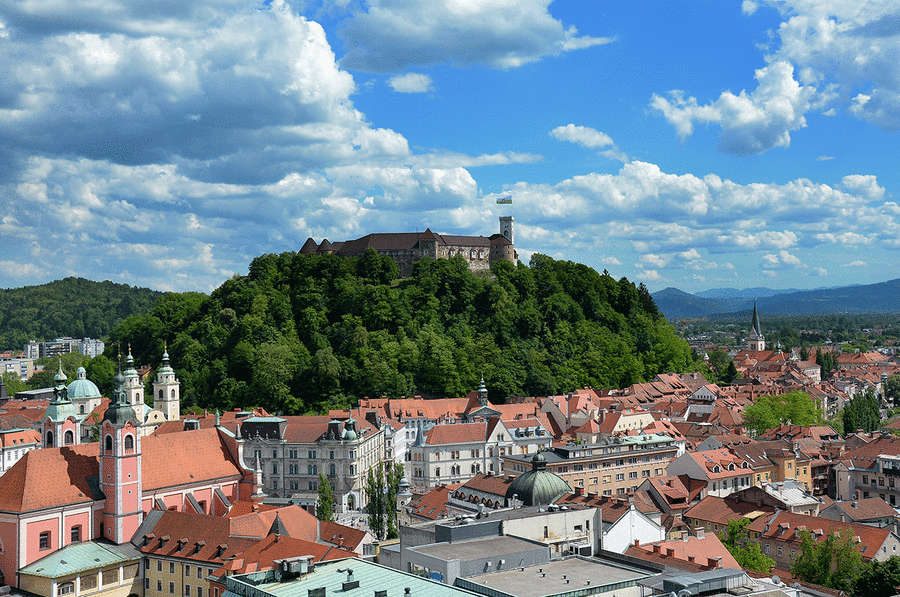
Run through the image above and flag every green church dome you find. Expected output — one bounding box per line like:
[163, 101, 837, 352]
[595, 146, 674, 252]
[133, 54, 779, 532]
[505, 451, 571, 507]
[67, 367, 101, 401]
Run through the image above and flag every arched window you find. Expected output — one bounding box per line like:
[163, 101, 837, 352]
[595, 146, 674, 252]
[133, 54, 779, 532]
[105, 435, 113, 453]
[330, 464, 336, 477]
[435, 467, 441, 478]
[79, 404, 85, 414]
[58, 582, 74, 595]
[158, 389, 164, 400]
[124, 435, 134, 451]
[46, 431, 54, 447]
[471, 464, 476, 474]
[171, 389, 176, 398]
[64, 430, 74, 446]
[272, 462, 278, 474]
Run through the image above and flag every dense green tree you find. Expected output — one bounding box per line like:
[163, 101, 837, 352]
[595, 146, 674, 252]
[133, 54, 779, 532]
[744, 392, 823, 436]
[719, 518, 775, 573]
[851, 556, 900, 597]
[0, 278, 160, 350]
[366, 463, 386, 541]
[884, 374, 900, 407]
[316, 472, 334, 522]
[101, 251, 696, 414]
[792, 529, 864, 592]
[842, 388, 881, 433]
[85, 354, 117, 398]
[1, 371, 27, 395]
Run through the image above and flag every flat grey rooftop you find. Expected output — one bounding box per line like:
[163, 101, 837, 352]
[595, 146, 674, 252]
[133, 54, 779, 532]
[459, 557, 651, 597]
[410, 536, 545, 561]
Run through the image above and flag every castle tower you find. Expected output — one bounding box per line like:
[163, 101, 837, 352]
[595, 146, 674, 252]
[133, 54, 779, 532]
[99, 369, 143, 544]
[747, 302, 766, 351]
[123, 346, 144, 411]
[500, 216, 514, 244]
[42, 361, 81, 448]
[153, 346, 181, 421]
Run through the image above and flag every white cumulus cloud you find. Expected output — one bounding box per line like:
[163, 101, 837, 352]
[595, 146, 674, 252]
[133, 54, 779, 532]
[388, 72, 433, 93]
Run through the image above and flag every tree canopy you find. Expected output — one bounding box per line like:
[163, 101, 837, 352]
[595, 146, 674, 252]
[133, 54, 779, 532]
[0, 277, 161, 350]
[719, 518, 774, 573]
[107, 251, 697, 415]
[842, 388, 882, 434]
[792, 529, 863, 592]
[743, 391, 823, 436]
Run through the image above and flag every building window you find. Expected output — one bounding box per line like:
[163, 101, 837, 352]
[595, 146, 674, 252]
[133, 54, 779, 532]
[70, 525, 81, 543]
[185, 586, 191, 597]
[158, 560, 162, 572]
[39, 531, 50, 550]
[170, 562, 175, 574]
[777, 546, 783, 557]
[185, 565, 191, 577]
[158, 581, 163, 592]
[125, 434, 134, 451]
[308, 450, 316, 459]
[272, 462, 278, 474]
[330, 464, 336, 477]
[58, 582, 74, 595]
[198, 588, 203, 597]
[170, 582, 175, 594]
[863, 475, 869, 484]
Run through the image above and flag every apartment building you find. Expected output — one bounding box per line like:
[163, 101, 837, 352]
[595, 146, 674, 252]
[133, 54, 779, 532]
[502, 434, 680, 496]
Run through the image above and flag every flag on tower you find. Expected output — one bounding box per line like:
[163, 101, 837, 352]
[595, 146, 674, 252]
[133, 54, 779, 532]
[496, 195, 512, 204]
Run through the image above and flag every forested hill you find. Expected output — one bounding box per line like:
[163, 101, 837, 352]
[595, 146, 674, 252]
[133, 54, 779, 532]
[110, 251, 696, 415]
[0, 277, 162, 349]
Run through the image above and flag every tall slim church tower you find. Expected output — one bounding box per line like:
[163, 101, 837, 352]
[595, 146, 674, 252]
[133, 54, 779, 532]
[747, 302, 766, 351]
[123, 347, 144, 411]
[99, 370, 143, 544]
[42, 361, 80, 448]
[153, 346, 181, 421]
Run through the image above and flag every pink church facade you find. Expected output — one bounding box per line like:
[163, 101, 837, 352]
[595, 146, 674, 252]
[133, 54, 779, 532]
[0, 425, 259, 587]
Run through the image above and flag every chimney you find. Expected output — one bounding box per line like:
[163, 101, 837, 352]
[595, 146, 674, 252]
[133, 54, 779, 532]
[574, 486, 584, 496]
[634, 539, 640, 548]
[687, 555, 695, 563]
[666, 548, 675, 557]
[708, 557, 722, 569]
[652, 544, 661, 554]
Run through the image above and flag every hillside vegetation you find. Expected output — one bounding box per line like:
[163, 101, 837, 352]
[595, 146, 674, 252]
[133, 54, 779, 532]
[110, 251, 696, 414]
[0, 277, 162, 350]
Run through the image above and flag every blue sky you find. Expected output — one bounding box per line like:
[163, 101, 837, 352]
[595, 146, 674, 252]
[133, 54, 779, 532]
[2, 0, 899, 295]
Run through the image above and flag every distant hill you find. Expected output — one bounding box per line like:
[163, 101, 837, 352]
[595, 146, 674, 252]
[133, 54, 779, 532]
[653, 278, 900, 319]
[0, 277, 162, 351]
[694, 287, 800, 300]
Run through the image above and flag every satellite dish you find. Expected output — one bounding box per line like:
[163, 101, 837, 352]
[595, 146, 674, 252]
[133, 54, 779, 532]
[771, 576, 781, 585]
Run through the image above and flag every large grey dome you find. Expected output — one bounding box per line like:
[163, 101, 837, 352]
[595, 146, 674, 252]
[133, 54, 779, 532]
[505, 451, 571, 507]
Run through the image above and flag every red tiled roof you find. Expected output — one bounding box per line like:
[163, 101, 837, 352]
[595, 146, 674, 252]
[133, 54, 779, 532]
[747, 510, 893, 560]
[425, 422, 486, 445]
[0, 427, 244, 513]
[683, 495, 775, 526]
[320, 521, 368, 551]
[407, 484, 461, 520]
[213, 533, 354, 577]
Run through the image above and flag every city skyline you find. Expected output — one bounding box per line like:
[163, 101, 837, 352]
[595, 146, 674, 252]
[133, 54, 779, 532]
[1, 1, 899, 294]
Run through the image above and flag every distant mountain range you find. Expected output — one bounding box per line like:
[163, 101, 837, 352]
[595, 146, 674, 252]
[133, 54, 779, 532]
[652, 278, 900, 319]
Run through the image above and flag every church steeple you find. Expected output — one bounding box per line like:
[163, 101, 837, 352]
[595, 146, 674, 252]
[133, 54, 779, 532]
[153, 344, 181, 421]
[123, 345, 144, 413]
[42, 360, 80, 448]
[99, 366, 142, 544]
[477, 377, 488, 407]
[747, 301, 766, 351]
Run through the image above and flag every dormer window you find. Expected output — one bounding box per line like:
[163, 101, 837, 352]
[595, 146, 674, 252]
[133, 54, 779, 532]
[728, 463, 735, 471]
[713, 465, 721, 473]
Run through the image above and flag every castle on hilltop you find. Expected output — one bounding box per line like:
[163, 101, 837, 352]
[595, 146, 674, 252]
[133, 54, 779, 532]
[300, 216, 517, 277]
